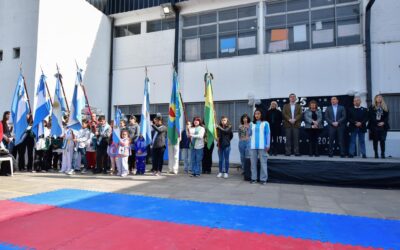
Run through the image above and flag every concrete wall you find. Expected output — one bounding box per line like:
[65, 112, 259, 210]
[0, 0, 40, 117]
[34, 0, 111, 118]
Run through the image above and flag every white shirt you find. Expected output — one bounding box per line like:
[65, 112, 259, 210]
[290, 104, 296, 119]
[189, 126, 205, 149]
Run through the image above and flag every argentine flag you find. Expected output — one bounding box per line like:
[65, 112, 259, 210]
[112, 108, 122, 144]
[68, 69, 86, 131]
[140, 76, 152, 146]
[11, 74, 30, 145]
[32, 74, 52, 140]
[51, 77, 68, 137]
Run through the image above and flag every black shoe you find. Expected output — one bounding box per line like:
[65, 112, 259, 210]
[314, 154, 320, 157]
[362, 154, 367, 159]
[295, 154, 301, 157]
[250, 180, 257, 184]
[348, 155, 353, 158]
[374, 153, 379, 159]
[381, 154, 385, 159]
[329, 154, 333, 158]
[340, 155, 345, 158]
[285, 154, 291, 156]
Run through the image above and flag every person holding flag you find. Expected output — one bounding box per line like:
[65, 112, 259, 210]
[67, 67, 86, 131]
[167, 71, 184, 175]
[32, 73, 52, 140]
[140, 72, 152, 146]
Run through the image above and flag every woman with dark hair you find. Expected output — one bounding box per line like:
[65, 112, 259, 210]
[266, 101, 282, 155]
[369, 94, 390, 158]
[216, 116, 233, 179]
[304, 100, 323, 156]
[151, 114, 167, 176]
[1, 111, 14, 151]
[18, 113, 35, 172]
[238, 114, 250, 171]
[188, 116, 205, 177]
[249, 109, 270, 185]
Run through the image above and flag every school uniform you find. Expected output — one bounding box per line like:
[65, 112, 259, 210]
[73, 127, 91, 171]
[249, 121, 271, 183]
[117, 138, 130, 177]
[61, 128, 75, 174]
[134, 137, 147, 175]
[95, 123, 111, 173]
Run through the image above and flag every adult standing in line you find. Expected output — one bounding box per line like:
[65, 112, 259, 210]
[324, 96, 347, 157]
[128, 115, 140, 175]
[151, 114, 167, 176]
[368, 94, 390, 159]
[238, 114, 251, 171]
[216, 116, 233, 179]
[266, 102, 282, 156]
[249, 109, 270, 185]
[282, 94, 302, 156]
[188, 117, 205, 177]
[348, 96, 369, 158]
[303, 100, 323, 157]
[1, 111, 14, 152]
[180, 121, 191, 174]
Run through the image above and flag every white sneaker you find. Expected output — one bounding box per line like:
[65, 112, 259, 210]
[223, 173, 228, 179]
[217, 173, 223, 178]
[121, 173, 128, 177]
[66, 170, 74, 175]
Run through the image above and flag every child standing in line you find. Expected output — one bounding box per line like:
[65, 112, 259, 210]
[117, 130, 130, 177]
[134, 135, 147, 175]
[61, 117, 75, 175]
[107, 132, 119, 175]
[73, 119, 91, 173]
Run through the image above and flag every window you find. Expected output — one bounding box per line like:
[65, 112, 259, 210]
[147, 18, 175, 33]
[382, 95, 400, 130]
[13, 47, 20, 59]
[265, 0, 361, 53]
[115, 23, 141, 37]
[0, 50, 3, 61]
[182, 4, 258, 61]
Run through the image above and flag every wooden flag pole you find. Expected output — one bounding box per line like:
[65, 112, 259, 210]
[41, 66, 53, 106]
[19, 63, 32, 113]
[56, 64, 70, 113]
[75, 60, 93, 119]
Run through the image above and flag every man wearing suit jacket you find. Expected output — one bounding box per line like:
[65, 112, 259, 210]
[348, 96, 369, 158]
[325, 96, 347, 157]
[282, 93, 302, 156]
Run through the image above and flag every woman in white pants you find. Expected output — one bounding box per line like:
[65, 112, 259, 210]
[61, 126, 75, 175]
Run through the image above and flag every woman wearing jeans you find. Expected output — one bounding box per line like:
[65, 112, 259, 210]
[238, 114, 251, 171]
[249, 110, 270, 185]
[188, 117, 205, 177]
[217, 116, 233, 179]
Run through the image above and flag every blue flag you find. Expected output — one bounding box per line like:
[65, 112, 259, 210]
[140, 76, 152, 146]
[112, 108, 122, 144]
[68, 69, 86, 131]
[51, 77, 68, 137]
[11, 74, 30, 145]
[32, 74, 52, 140]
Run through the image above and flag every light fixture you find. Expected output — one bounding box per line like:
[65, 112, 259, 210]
[161, 3, 175, 17]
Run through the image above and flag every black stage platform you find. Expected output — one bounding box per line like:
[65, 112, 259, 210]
[265, 156, 400, 189]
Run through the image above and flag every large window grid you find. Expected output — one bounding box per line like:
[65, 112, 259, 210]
[115, 23, 141, 37]
[182, 4, 258, 61]
[265, 0, 361, 53]
[147, 18, 175, 33]
[117, 100, 252, 131]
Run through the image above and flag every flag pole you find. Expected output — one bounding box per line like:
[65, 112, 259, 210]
[56, 64, 70, 113]
[75, 60, 93, 119]
[41, 66, 53, 106]
[19, 63, 32, 113]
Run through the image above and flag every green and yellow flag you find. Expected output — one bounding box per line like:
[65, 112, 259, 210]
[204, 73, 217, 149]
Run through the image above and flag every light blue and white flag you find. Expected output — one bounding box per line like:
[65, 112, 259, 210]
[11, 74, 30, 145]
[68, 69, 86, 131]
[112, 107, 122, 144]
[32, 73, 52, 140]
[140, 76, 152, 146]
[51, 77, 68, 137]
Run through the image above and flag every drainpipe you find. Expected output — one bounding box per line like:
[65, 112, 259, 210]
[365, 0, 376, 107]
[107, 17, 115, 122]
[172, 0, 180, 73]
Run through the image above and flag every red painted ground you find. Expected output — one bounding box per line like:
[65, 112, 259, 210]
[0, 201, 377, 250]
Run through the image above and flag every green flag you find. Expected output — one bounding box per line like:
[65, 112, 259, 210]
[204, 73, 217, 149]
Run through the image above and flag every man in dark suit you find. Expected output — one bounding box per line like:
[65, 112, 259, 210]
[324, 96, 347, 157]
[348, 96, 369, 158]
[282, 93, 302, 156]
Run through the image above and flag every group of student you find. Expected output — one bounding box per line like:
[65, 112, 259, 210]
[0, 93, 390, 184]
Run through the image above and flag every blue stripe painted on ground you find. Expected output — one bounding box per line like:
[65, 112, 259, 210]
[12, 189, 400, 249]
[0, 242, 32, 250]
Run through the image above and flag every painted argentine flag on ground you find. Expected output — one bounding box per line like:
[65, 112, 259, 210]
[68, 69, 86, 131]
[51, 77, 67, 137]
[11, 74, 30, 145]
[32, 74, 51, 140]
[140, 76, 152, 146]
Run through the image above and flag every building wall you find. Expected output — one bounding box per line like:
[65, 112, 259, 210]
[34, 0, 111, 117]
[0, 0, 40, 117]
